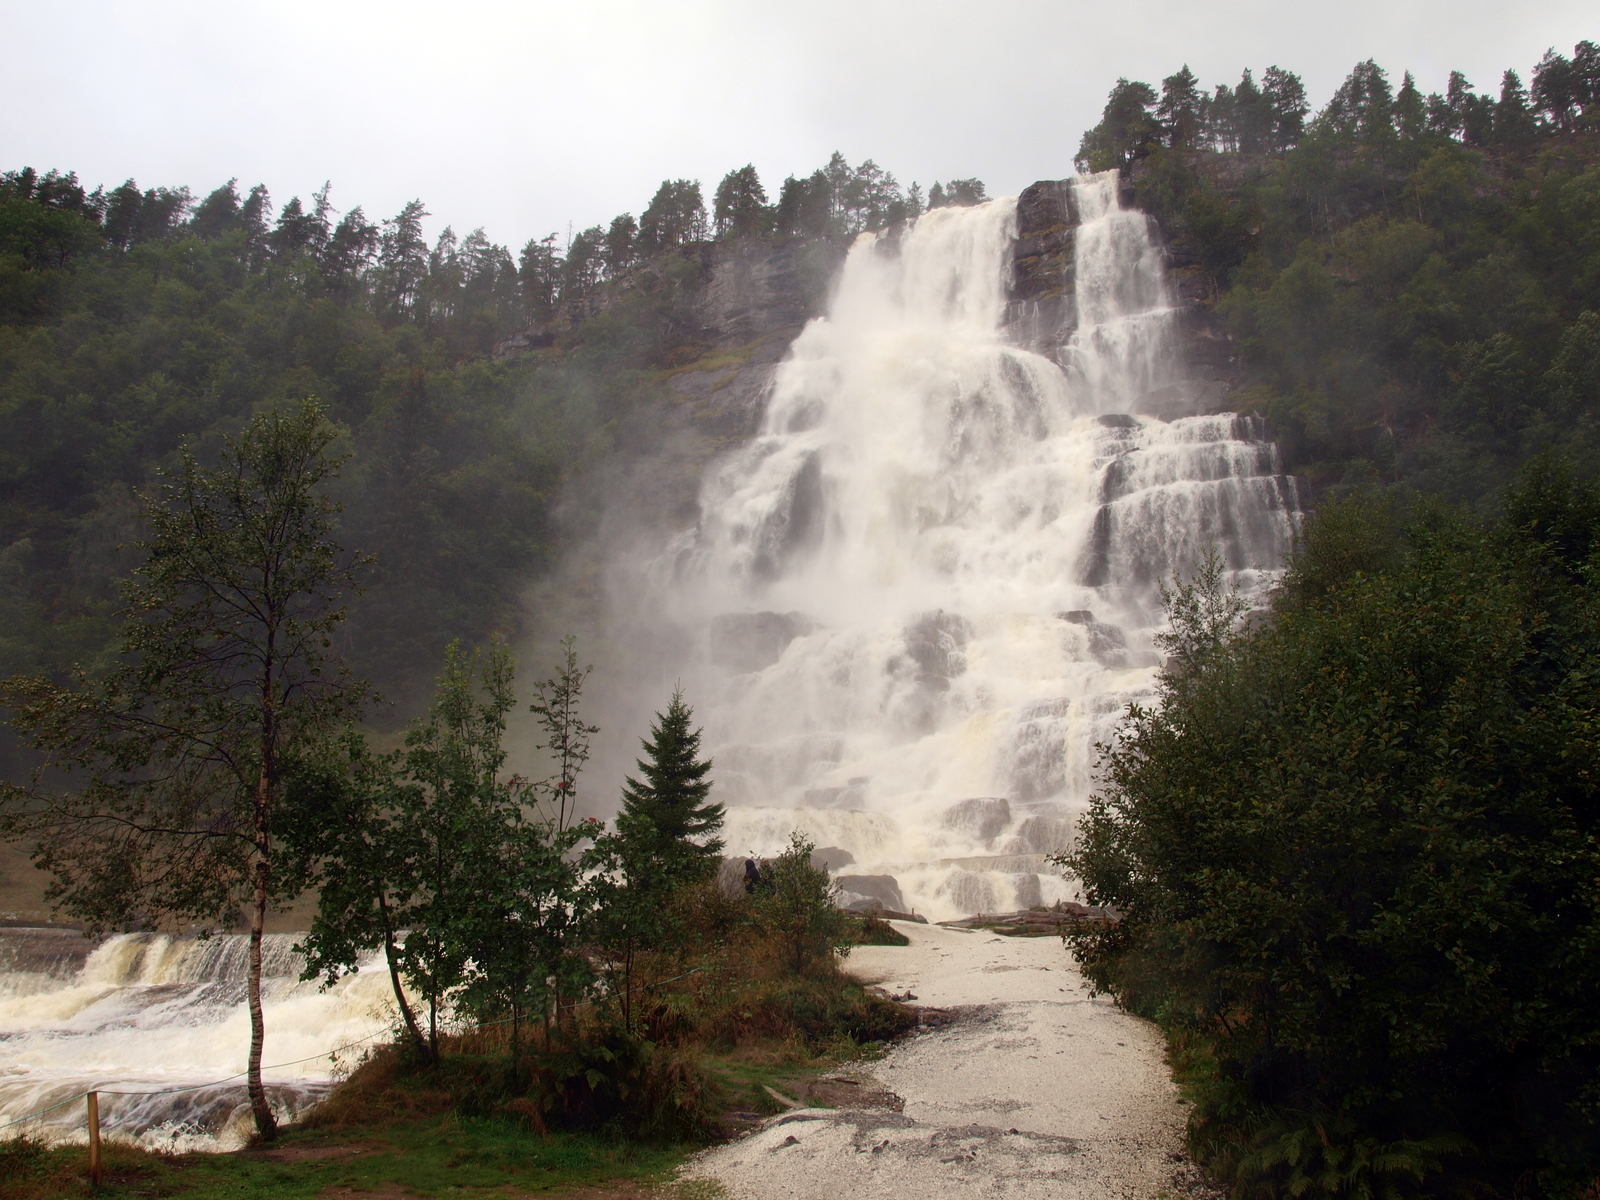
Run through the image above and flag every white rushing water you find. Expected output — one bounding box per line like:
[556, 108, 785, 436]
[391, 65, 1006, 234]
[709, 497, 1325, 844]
[647, 172, 1301, 920]
[0, 928, 394, 1149]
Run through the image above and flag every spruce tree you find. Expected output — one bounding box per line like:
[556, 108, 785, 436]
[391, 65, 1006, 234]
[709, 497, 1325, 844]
[615, 688, 723, 889]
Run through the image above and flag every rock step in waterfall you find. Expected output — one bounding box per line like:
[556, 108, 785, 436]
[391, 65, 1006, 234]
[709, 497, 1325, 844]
[655, 171, 1303, 923]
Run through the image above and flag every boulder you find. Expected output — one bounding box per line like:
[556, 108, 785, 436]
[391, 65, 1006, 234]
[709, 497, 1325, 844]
[803, 777, 868, 809]
[1013, 873, 1043, 910]
[1006, 179, 1078, 348]
[835, 874, 905, 913]
[900, 610, 973, 688]
[941, 797, 1012, 846]
[1055, 610, 1130, 667]
[1008, 815, 1073, 856]
[812, 845, 855, 871]
[945, 870, 999, 916]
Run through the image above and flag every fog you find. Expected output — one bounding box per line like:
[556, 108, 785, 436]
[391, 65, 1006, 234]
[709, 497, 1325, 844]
[4, 0, 1593, 248]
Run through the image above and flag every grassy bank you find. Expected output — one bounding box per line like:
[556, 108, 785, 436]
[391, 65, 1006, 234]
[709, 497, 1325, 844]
[0, 1119, 695, 1200]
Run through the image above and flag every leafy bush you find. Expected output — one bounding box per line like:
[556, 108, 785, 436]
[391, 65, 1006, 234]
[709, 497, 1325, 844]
[523, 1027, 724, 1142]
[753, 832, 854, 975]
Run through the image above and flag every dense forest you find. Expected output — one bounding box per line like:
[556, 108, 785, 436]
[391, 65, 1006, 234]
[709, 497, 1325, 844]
[0, 150, 985, 738]
[1078, 43, 1600, 507]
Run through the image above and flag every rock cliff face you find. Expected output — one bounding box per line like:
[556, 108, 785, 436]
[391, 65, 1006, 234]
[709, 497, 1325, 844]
[660, 237, 846, 442]
[1006, 179, 1078, 349]
[1006, 176, 1242, 416]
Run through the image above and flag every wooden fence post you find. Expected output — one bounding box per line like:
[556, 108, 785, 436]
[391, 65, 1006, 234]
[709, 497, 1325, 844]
[86, 1091, 102, 1187]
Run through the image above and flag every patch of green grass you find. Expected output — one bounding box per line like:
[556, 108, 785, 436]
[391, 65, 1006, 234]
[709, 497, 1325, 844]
[1, 1117, 691, 1200]
[699, 1046, 831, 1116]
[850, 915, 911, 946]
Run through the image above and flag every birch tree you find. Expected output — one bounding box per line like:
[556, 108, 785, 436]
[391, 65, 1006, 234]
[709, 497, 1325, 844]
[0, 399, 367, 1141]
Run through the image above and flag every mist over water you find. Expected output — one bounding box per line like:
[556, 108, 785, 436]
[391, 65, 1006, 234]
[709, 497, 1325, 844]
[637, 173, 1301, 919]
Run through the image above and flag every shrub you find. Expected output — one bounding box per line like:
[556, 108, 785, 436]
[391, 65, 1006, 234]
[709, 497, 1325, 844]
[753, 832, 853, 975]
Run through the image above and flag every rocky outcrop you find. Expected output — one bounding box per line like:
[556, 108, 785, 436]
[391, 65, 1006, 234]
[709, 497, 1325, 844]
[941, 797, 1012, 847]
[663, 339, 790, 441]
[1006, 180, 1077, 350]
[1056, 608, 1131, 668]
[1007, 174, 1243, 414]
[836, 874, 907, 913]
[1159, 234, 1245, 411]
[694, 238, 844, 350]
[900, 610, 973, 690]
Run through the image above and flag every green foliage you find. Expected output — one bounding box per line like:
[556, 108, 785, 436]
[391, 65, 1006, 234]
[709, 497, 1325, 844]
[615, 687, 724, 892]
[1091, 48, 1600, 508]
[852, 912, 912, 946]
[755, 832, 852, 976]
[638, 180, 708, 254]
[528, 635, 599, 834]
[0, 148, 976, 739]
[517, 1027, 725, 1141]
[0, 400, 367, 1139]
[1067, 469, 1600, 1195]
[1076, 78, 1161, 172]
[714, 165, 771, 238]
[290, 638, 598, 1065]
[0, 1088, 691, 1200]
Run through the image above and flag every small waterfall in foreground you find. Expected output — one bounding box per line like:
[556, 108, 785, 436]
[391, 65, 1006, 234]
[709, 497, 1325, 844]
[649, 172, 1301, 920]
[0, 928, 395, 1149]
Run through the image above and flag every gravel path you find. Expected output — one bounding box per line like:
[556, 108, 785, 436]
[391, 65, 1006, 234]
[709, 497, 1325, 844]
[685, 920, 1213, 1200]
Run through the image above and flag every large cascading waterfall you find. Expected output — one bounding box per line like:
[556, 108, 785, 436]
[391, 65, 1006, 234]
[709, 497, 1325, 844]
[654, 172, 1301, 920]
[0, 928, 394, 1149]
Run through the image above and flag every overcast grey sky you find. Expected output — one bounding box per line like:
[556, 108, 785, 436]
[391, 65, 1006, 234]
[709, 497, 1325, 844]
[3, 1, 1593, 252]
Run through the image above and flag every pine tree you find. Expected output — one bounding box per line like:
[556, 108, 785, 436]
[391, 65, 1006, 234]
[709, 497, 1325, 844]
[615, 688, 723, 889]
[1158, 65, 1203, 147]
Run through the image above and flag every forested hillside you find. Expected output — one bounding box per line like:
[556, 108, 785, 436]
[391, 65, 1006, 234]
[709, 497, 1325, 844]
[0, 153, 976, 737]
[1080, 43, 1600, 505]
[5, 40, 1599, 737]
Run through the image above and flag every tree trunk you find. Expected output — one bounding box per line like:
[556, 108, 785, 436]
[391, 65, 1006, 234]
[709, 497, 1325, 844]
[622, 939, 634, 1032]
[378, 894, 428, 1063]
[509, 1000, 521, 1091]
[250, 632, 279, 1141]
[428, 985, 439, 1063]
[247, 847, 278, 1141]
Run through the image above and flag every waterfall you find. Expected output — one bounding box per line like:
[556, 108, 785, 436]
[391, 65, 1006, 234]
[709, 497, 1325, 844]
[652, 172, 1301, 920]
[0, 174, 1302, 1147]
[0, 928, 395, 1150]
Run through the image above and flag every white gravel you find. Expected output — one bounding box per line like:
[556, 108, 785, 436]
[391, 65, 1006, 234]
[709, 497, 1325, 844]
[684, 920, 1206, 1200]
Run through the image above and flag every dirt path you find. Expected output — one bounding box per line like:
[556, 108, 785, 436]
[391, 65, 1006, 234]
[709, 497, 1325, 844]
[685, 921, 1213, 1199]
